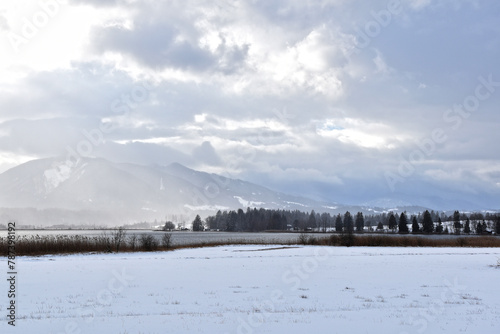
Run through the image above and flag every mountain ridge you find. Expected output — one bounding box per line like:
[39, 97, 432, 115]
[0, 157, 430, 226]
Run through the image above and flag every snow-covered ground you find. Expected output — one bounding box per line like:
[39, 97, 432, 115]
[2, 246, 500, 333]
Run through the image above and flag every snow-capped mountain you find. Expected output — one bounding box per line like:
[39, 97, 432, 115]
[0, 157, 428, 226]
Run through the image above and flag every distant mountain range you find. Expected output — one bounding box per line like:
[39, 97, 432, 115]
[0, 157, 429, 226]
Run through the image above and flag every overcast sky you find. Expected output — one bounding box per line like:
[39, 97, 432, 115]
[1, 0, 499, 210]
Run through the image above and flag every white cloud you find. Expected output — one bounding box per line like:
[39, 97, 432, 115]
[372, 50, 393, 75]
[408, 0, 432, 11]
[316, 118, 407, 149]
[0, 0, 499, 209]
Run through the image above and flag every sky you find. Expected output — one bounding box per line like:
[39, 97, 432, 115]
[0, 0, 499, 210]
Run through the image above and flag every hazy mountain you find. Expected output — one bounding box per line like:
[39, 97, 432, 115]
[0, 157, 429, 227]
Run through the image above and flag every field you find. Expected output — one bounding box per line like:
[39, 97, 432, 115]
[2, 245, 500, 333]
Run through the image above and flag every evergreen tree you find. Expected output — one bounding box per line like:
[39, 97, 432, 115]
[269, 212, 283, 230]
[464, 218, 471, 234]
[398, 212, 409, 234]
[376, 222, 384, 231]
[355, 212, 364, 232]
[341, 211, 355, 246]
[388, 213, 397, 232]
[226, 211, 237, 231]
[215, 210, 223, 230]
[281, 214, 288, 231]
[335, 214, 343, 232]
[496, 215, 500, 235]
[321, 212, 330, 233]
[343, 211, 354, 233]
[192, 215, 204, 231]
[453, 210, 461, 234]
[412, 216, 420, 234]
[307, 210, 317, 229]
[422, 210, 434, 234]
[435, 218, 443, 233]
[237, 208, 246, 231]
[476, 221, 484, 234]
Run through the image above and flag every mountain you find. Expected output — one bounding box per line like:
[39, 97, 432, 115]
[0, 157, 429, 227]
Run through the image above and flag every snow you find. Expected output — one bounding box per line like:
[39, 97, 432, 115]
[2, 246, 500, 334]
[285, 201, 307, 207]
[233, 196, 265, 207]
[141, 207, 157, 212]
[43, 163, 73, 192]
[42, 161, 88, 193]
[183, 204, 230, 211]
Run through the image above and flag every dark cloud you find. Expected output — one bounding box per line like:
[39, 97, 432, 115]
[89, 4, 250, 73]
[91, 22, 215, 71]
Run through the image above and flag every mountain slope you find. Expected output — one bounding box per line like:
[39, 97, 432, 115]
[0, 157, 429, 226]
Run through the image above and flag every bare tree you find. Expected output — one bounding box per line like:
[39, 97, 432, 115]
[128, 234, 138, 250]
[112, 227, 127, 252]
[139, 234, 158, 251]
[162, 233, 173, 249]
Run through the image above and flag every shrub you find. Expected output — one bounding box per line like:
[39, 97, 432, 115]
[456, 238, 469, 247]
[340, 232, 356, 247]
[298, 233, 309, 245]
[128, 234, 138, 250]
[112, 227, 127, 252]
[161, 233, 173, 249]
[139, 234, 158, 251]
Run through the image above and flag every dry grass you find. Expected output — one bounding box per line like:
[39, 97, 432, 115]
[317, 234, 500, 248]
[1, 233, 499, 256]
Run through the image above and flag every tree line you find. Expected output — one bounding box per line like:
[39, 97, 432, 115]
[179, 208, 500, 235]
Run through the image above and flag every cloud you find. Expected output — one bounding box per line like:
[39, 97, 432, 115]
[0, 0, 499, 210]
[91, 22, 216, 71]
[408, 0, 432, 11]
[192, 141, 221, 166]
[0, 12, 10, 31]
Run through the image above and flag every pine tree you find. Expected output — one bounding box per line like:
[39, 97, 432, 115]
[343, 211, 354, 233]
[453, 210, 461, 235]
[476, 221, 484, 234]
[388, 213, 397, 232]
[398, 212, 409, 234]
[226, 211, 237, 231]
[307, 211, 316, 229]
[412, 216, 420, 234]
[422, 210, 434, 234]
[341, 211, 355, 246]
[496, 215, 500, 235]
[192, 215, 204, 231]
[321, 212, 330, 233]
[335, 214, 343, 232]
[355, 212, 364, 232]
[464, 218, 471, 234]
[435, 217, 443, 233]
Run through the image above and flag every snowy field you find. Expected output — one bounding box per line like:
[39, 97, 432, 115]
[2, 246, 500, 334]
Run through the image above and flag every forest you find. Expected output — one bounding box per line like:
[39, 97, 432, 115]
[196, 208, 500, 235]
